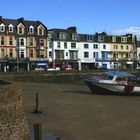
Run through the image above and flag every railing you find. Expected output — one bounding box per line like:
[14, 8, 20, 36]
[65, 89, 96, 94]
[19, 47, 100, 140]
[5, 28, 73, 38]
[96, 57, 111, 61]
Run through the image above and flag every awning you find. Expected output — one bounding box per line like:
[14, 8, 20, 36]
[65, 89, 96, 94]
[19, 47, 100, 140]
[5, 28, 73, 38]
[36, 62, 48, 66]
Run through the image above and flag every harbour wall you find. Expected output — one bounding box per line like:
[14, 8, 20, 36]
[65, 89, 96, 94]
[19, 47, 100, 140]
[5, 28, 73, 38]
[0, 84, 30, 140]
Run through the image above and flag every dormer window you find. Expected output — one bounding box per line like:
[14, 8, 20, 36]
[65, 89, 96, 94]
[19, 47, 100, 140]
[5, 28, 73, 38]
[8, 24, 14, 32]
[121, 37, 127, 43]
[87, 35, 93, 41]
[98, 35, 104, 42]
[72, 33, 78, 40]
[19, 26, 23, 34]
[17, 23, 25, 34]
[0, 23, 5, 32]
[39, 28, 42, 35]
[112, 36, 116, 42]
[29, 26, 34, 34]
[37, 25, 44, 36]
[59, 33, 67, 40]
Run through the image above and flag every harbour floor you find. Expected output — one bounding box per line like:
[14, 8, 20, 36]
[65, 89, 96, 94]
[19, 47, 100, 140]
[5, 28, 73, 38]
[20, 82, 140, 140]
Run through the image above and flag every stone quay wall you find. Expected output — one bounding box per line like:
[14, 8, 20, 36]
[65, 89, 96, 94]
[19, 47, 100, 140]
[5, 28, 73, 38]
[0, 84, 29, 140]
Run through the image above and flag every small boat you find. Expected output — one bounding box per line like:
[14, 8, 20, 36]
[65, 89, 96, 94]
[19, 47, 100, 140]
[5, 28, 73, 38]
[85, 71, 140, 94]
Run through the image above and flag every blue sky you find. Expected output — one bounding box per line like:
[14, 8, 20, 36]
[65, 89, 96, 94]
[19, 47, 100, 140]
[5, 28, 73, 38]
[1, 0, 140, 38]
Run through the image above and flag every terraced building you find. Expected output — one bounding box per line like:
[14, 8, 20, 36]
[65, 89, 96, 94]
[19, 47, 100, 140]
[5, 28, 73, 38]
[0, 16, 48, 72]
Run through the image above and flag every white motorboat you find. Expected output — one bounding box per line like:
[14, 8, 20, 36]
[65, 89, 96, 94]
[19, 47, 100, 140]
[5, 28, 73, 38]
[85, 71, 140, 94]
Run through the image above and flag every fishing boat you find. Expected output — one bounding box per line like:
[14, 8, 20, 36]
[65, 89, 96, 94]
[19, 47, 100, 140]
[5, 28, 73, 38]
[85, 71, 140, 94]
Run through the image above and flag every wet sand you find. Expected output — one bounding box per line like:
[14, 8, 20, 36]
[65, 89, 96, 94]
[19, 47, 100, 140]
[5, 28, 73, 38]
[20, 82, 140, 140]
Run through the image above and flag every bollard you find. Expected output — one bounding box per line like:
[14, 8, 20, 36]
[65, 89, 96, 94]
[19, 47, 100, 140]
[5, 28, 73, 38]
[33, 123, 42, 140]
[33, 93, 42, 114]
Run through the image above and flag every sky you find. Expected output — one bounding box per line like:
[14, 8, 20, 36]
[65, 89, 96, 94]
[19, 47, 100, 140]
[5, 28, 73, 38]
[1, 0, 140, 39]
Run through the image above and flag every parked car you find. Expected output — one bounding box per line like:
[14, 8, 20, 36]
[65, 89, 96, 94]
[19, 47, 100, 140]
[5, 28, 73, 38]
[136, 66, 140, 70]
[64, 67, 75, 71]
[35, 67, 45, 71]
[47, 67, 60, 71]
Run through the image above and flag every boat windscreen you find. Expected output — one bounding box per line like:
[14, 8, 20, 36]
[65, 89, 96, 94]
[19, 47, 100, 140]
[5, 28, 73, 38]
[103, 74, 114, 80]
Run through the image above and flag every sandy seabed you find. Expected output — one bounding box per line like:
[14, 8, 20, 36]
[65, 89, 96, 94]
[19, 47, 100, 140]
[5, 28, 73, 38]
[19, 82, 140, 140]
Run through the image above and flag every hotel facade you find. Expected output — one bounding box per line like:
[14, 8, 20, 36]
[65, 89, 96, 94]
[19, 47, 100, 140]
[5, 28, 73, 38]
[48, 27, 137, 70]
[0, 16, 48, 72]
[0, 16, 138, 72]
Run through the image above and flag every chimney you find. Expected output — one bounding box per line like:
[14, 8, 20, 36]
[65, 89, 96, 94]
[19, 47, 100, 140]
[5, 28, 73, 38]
[67, 26, 77, 33]
[18, 17, 24, 22]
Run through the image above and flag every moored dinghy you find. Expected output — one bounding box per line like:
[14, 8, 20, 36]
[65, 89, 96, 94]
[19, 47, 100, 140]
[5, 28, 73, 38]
[85, 71, 140, 94]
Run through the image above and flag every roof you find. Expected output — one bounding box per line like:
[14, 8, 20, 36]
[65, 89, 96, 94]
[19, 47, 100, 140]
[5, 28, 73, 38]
[105, 71, 135, 77]
[0, 17, 47, 29]
[137, 41, 140, 47]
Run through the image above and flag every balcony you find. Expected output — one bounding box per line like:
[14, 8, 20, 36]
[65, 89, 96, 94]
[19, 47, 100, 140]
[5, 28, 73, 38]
[96, 57, 111, 61]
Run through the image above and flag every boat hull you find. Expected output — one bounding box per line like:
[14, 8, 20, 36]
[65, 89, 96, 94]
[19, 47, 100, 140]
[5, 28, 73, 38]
[85, 79, 140, 95]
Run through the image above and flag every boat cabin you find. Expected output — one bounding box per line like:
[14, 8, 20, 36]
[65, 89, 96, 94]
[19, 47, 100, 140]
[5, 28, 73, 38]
[102, 71, 137, 85]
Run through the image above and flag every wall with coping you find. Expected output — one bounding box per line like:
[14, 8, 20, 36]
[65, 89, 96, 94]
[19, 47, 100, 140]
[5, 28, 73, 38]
[0, 84, 30, 140]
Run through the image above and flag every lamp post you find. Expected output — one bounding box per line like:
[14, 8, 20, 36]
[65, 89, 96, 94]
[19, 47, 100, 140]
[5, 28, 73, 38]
[16, 48, 19, 72]
[51, 38, 55, 68]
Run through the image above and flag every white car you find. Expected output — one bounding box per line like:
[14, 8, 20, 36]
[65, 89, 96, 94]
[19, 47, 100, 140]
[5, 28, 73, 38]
[47, 67, 60, 71]
[136, 66, 140, 69]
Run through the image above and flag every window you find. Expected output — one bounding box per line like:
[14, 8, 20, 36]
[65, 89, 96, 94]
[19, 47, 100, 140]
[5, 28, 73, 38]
[66, 52, 68, 56]
[40, 39, 44, 46]
[29, 38, 33, 46]
[1, 49, 4, 57]
[93, 44, 98, 49]
[84, 44, 89, 49]
[21, 49, 24, 58]
[49, 42, 52, 48]
[55, 50, 64, 59]
[39, 28, 42, 35]
[93, 52, 98, 58]
[30, 49, 33, 57]
[121, 37, 127, 43]
[18, 26, 24, 34]
[0, 24, 5, 32]
[9, 37, 13, 45]
[112, 36, 116, 42]
[69, 51, 78, 60]
[0, 37, 4, 45]
[132, 36, 135, 43]
[121, 54, 123, 59]
[59, 33, 67, 40]
[84, 52, 89, 58]
[126, 53, 129, 59]
[29, 26, 34, 34]
[114, 45, 118, 50]
[71, 43, 76, 48]
[98, 35, 104, 42]
[38, 27, 44, 35]
[48, 33, 52, 39]
[64, 42, 67, 48]
[87, 35, 93, 41]
[49, 51, 52, 57]
[102, 52, 108, 59]
[72, 34, 78, 40]
[9, 49, 13, 57]
[121, 45, 123, 49]
[19, 38, 25, 46]
[103, 44, 106, 49]
[57, 42, 60, 48]
[126, 46, 129, 50]
[9, 25, 14, 32]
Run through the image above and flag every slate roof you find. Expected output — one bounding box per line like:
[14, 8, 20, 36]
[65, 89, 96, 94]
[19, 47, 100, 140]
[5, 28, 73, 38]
[49, 27, 80, 42]
[137, 41, 140, 47]
[0, 17, 47, 30]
